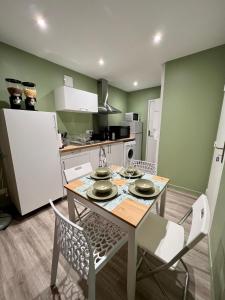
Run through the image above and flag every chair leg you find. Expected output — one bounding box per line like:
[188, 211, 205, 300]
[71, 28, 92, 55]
[137, 250, 146, 271]
[138, 255, 170, 300]
[180, 259, 189, 300]
[51, 223, 60, 287]
[88, 276, 96, 300]
[156, 202, 160, 215]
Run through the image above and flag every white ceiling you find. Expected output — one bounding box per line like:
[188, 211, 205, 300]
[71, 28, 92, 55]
[0, 0, 225, 91]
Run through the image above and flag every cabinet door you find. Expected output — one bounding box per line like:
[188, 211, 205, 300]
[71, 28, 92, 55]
[108, 143, 124, 166]
[89, 147, 100, 169]
[65, 87, 98, 112]
[62, 151, 90, 170]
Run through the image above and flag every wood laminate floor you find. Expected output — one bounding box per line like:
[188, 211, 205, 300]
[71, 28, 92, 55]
[0, 190, 211, 300]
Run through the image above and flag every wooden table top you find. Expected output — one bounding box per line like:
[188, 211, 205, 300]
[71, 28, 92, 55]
[65, 165, 169, 227]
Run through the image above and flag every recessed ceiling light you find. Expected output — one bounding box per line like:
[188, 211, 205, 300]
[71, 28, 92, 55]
[98, 58, 105, 66]
[133, 81, 138, 87]
[36, 16, 47, 30]
[153, 32, 162, 44]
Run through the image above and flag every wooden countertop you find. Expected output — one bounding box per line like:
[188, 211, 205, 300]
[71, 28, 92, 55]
[60, 137, 135, 153]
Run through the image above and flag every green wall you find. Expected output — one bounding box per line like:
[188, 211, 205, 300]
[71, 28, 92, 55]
[127, 86, 161, 159]
[210, 165, 225, 300]
[0, 42, 127, 135]
[158, 44, 225, 193]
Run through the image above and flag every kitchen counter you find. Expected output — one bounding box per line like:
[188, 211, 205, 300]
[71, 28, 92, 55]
[60, 137, 135, 153]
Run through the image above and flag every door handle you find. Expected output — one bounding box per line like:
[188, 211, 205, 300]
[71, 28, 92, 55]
[148, 130, 154, 138]
[215, 142, 225, 163]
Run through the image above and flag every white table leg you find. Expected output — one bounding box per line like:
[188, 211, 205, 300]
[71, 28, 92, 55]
[67, 190, 76, 222]
[127, 228, 137, 300]
[160, 186, 167, 217]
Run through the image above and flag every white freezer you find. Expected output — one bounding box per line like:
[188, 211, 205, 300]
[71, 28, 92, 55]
[121, 120, 143, 134]
[134, 133, 142, 160]
[121, 121, 143, 159]
[0, 109, 63, 215]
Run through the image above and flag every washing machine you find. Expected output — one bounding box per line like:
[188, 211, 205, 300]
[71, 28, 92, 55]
[123, 141, 136, 166]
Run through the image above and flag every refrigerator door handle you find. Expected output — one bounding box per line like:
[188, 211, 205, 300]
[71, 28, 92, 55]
[52, 114, 57, 131]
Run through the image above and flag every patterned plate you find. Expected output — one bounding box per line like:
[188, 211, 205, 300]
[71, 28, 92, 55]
[86, 185, 118, 201]
[90, 172, 112, 180]
[119, 169, 144, 179]
[128, 183, 160, 198]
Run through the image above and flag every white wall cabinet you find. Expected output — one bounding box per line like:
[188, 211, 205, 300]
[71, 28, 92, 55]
[54, 86, 98, 113]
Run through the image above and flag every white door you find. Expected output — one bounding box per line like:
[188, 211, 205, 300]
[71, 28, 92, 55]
[145, 99, 162, 166]
[207, 87, 225, 226]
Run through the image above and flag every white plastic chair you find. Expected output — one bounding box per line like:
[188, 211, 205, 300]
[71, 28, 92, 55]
[136, 194, 210, 300]
[64, 162, 93, 221]
[131, 159, 160, 214]
[50, 200, 127, 300]
[131, 159, 157, 176]
[64, 162, 93, 183]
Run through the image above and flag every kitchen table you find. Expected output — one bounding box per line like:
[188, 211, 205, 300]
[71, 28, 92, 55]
[64, 165, 169, 300]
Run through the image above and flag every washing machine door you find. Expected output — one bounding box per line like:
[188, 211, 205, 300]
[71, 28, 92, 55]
[128, 147, 134, 160]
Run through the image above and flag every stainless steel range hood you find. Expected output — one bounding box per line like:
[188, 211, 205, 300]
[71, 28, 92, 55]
[97, 79, 121, 114]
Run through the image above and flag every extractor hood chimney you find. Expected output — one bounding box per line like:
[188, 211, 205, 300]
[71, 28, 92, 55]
[97, 79, 121, 114]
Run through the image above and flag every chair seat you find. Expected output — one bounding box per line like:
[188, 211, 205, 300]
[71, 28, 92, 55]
[80, 212, 127, 273]
[137, 213, 184, 268]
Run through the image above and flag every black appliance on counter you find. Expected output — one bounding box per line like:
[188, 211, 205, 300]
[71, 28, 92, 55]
[108, 126, 130, 140]
[92, 125, 130, 141]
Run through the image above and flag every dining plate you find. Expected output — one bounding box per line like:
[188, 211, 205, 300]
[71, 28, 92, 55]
[86, 185, 118, 201]
[128, 183, 160, 198]
[119, 169, 144, 179]
[90, 172, 111, 180]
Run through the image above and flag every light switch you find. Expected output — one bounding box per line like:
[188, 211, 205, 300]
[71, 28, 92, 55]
[64, 75, 74, 88]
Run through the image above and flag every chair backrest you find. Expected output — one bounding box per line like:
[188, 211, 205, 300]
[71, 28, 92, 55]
[132, 159, 157, 175]
[186, 194, 210, 248]
[64, 162, 93, 183]
[49, 200, 95, 280]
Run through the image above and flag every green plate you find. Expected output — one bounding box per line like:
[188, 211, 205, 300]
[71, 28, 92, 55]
[86, 185, 118, 201]
[128, 183, 160, 199]
[90, 172, 111, 180]
[119, 169, 144, 179]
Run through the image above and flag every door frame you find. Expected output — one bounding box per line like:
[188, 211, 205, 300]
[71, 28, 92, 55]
[145, 98, 162, 169]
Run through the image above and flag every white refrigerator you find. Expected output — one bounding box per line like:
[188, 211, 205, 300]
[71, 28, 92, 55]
[121, 121, 143, 160]
[0, 109, 63, 215]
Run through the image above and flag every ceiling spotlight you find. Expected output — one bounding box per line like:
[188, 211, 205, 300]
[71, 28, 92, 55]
[36, 16, 47, 30]
[98, 58, 105, 66]
[133, 81, 138, 87]
[153, 32, 162, 44]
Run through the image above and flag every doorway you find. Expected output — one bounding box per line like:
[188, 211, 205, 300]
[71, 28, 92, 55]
[145, 98, 162, 170]
[207, 86, 225, 226]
